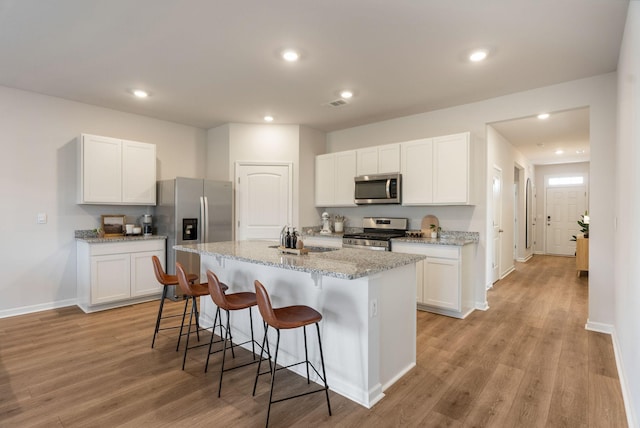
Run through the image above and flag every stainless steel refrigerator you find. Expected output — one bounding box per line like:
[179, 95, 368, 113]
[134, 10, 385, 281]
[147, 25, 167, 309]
[156, 177, 233, 300]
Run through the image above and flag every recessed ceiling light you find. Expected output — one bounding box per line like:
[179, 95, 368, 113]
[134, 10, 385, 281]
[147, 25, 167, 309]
[469, 50, 488, 62]
[132, 89, 149, 98]
[340, 90, 353, 99]
[576, 149, 585, 154]
[555, 149, 564, 155]
[537, 113, 550, 119]
[281, 50, 299, 62]
[264, 115, 274, 122]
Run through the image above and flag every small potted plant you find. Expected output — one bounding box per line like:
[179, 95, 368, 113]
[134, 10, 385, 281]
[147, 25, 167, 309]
[570, 211, 589, 241]
[429, 224, 442, 238]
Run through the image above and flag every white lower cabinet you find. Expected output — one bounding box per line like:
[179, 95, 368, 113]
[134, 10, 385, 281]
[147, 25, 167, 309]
[392, 241, 475, 319]
[77, 239, 166, 312]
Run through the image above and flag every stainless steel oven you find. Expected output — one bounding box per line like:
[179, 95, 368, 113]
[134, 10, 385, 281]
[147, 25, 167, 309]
[342, 217, 408, 251]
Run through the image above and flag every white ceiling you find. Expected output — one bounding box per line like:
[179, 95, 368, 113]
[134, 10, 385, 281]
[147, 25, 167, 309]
[490, 108, 590, 165]
[0, 0, 629, 162]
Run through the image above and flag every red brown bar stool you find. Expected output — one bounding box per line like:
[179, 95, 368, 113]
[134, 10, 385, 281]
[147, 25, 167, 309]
[176, 262, 228, 370]
[205, 269, 261, 397]
[150, 255, 198, 348]
[252, 280, 331, 427]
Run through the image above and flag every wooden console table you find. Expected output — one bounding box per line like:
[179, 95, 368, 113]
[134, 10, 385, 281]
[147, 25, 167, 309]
[576, 237, 589, 276]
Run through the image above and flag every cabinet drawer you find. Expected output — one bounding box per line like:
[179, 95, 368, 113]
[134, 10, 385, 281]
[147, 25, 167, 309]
[89, 240, 165, 256]
[392, 242, 460, 259]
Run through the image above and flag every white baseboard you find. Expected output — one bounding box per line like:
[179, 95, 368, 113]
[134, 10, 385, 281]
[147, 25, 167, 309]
[475, 301, 489, 311]
[585, 320, 615, 334]
[0, 299, 77, 319]
[610, 329, 638, 428]
[585, 323, 637, 428]
[516, 254, 533, 262]
[499, 266, 515, 279]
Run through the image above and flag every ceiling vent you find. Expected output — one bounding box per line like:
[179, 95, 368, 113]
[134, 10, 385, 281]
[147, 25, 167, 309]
[325, 98, 349, 107]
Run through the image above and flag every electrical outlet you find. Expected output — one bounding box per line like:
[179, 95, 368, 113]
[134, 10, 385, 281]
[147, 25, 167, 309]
[370, 299, 378, 317]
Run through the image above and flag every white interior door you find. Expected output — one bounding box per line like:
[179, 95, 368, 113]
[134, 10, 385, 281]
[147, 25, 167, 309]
[492, 167, 502, 283]
[236, 163, 292, 241]
[545, 186, 586, 255]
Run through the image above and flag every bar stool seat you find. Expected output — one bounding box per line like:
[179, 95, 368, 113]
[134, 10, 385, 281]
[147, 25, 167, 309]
[150, 255, 198, 348]
[253, 280, 331, 427]
[176, 262, 228, 370]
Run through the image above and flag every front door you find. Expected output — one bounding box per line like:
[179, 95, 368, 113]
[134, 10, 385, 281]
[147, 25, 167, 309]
[545, 186, 587, 255]
[235, 163, 292, 241]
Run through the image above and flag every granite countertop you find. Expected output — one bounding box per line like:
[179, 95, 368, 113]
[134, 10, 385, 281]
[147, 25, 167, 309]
[392, 236, 476, 246]
[393, 231, 479, 246]
[76, 235, 167, 243]
[174, 240, 425, 280]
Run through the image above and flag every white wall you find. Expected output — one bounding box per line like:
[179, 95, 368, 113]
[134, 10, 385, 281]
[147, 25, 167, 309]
[615, 2, 639, 425]
[0, 85, 207, 316]
[206, 123, 230, 180]
[327, 73, 617, 328]
[533, 162, 590, 254]
[487, 126, 535, 279]
[299, 125, 327, 227]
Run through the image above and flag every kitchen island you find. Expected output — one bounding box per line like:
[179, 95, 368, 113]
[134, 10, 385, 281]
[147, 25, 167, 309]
[174, 240, 424, 408]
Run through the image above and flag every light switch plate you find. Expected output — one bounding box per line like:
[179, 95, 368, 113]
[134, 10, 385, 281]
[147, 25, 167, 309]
[37, 213, 47, 224]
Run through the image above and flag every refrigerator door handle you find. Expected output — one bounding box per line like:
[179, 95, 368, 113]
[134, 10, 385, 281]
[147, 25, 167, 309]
[200, 196, 205, 243]
[203, 196, 210, 242]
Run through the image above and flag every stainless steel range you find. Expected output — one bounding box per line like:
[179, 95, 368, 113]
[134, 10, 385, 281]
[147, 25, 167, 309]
[342, 217, 408, 251]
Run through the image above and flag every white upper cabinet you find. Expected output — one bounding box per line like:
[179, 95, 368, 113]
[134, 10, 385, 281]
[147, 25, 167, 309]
[80, 134, 123, 204]
[401, 132, 472, 205]
[315, 150, 357, 207]
[401, 138, 434, 204]
[433, 133, 469, 204]
[356, 143, 400, 176]
[78, 134, 156, 205]
[121, 140, 157, 204]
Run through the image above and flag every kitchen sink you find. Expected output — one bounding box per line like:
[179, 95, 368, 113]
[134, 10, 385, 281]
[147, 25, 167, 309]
[268, 245, 339, 253]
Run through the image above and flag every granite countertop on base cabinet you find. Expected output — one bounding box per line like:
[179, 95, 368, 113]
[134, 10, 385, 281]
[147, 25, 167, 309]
[174, 240, 424, 280]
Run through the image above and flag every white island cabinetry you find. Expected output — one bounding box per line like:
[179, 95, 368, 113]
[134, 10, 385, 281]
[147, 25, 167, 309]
[392, 240, 475, 319]
[78, 134, 156, 205]
[77, 238, 166, 313]
[175, 241, 423, 408]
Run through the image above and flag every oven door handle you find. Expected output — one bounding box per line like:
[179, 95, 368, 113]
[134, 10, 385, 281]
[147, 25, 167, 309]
[342, 243, 388, 251]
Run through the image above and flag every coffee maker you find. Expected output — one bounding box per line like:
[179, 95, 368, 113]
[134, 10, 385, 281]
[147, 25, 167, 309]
[142, 214, 153, 236]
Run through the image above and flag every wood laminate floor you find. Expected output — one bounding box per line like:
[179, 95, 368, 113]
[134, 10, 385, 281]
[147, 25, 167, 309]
[0, 255, 628, 427]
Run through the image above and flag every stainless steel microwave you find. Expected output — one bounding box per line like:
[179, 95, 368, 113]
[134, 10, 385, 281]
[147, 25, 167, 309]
[354, 173, 401, 204]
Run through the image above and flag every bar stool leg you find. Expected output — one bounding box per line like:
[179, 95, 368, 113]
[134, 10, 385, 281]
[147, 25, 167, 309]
[253, 322, 273, 396]
[204, 306, 222, 373]
[316, 322, 332, 416]
[266, 329, 281, 428]
[217, 310, 232, 397]
[193, 297, 201, 342]
[303, 325, 310, 383]
[176, 297, 190, 351]
[151, 286, 168, 348]
[249, 308, 256, 358]
[181, 299, 197, 370]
